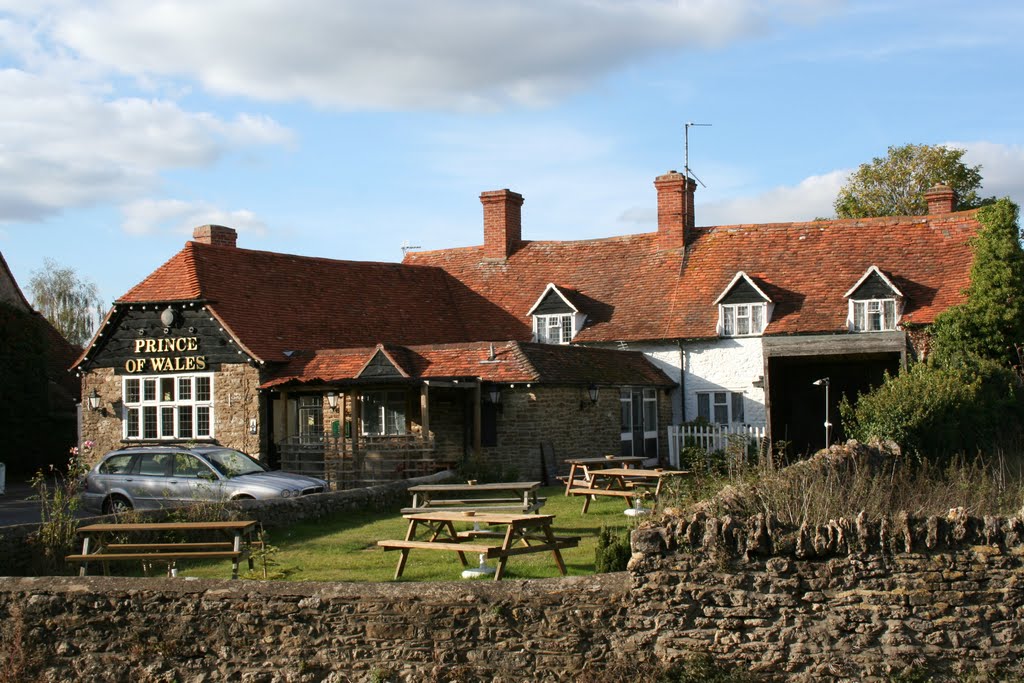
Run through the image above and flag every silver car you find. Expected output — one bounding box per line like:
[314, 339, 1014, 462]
[80, 446, 327, 514]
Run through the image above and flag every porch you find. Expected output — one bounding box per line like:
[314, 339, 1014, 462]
[277, 434, 453, 490]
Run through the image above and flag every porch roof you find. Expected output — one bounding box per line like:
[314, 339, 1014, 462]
[258, 340, 675, 390]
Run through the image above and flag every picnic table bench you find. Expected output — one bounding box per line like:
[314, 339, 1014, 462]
[566, 467, 692, 513]
[561, 456, 646, 494]
[378, 510, 579, 581]
[402, 481, 544, 514]
[66, 520, 260, 579]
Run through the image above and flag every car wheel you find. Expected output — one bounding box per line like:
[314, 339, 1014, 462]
[103, 495, 133, 514]
[232, 494, 255, 501]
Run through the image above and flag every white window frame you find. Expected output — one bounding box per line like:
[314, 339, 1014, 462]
[122, 373, 214, 441]
[849, 298, 898, 332]
[533, 313, 575, 345]
[719, 303, 767, 337]
[696, 391, 745, 426]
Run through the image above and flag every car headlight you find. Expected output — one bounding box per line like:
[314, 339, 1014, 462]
[280, 489, 293, 498]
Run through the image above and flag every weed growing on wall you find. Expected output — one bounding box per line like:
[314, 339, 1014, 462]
[30, 452, 87, 575]
[594, 525, 631, 573]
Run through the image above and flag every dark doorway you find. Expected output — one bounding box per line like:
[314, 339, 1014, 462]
[768, 352, 900, 457]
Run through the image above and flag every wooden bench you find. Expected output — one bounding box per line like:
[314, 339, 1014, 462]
[69, 520, 259, 579]
[405, 482, 544, 515]
[400, 496, 547, 514]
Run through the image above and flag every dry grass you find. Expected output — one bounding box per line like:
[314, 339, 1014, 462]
[665, 442, 1024, 527]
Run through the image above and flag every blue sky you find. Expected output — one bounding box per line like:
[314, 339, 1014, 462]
[1, 1, 1022, 307]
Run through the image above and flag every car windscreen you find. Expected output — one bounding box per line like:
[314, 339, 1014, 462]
[203, 449, 268, 478]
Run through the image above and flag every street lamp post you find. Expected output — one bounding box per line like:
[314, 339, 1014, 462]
[812, 377, 831, 447]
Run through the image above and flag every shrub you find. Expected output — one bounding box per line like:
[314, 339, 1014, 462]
[840, 359, 1024, 462]
[594, 526, 631, 573]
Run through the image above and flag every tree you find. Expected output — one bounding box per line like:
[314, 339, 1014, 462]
[834, 143, 988, 218]
[928, 199, 1024, 369]
[28, 258, 105, 347]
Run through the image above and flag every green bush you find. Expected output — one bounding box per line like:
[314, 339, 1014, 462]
[594, 526, 631, 573]
[840, 359, 1024, 461]
[658, 653, 753, 683]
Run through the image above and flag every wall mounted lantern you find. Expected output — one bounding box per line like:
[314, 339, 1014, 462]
[326, 391, 338, 409]
[487, 386, 502, 405]
[87, 388, 102, 411]
[587, 383, 600, 404]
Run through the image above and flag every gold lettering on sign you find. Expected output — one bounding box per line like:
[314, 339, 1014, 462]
[126, 336, 206, 373]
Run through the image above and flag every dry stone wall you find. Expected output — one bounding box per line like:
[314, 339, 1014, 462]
[5, 496, 1024, 680]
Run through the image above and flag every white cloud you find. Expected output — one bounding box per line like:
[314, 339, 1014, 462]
[121, 198, 269, 237]
[46, 0, 835, 111]
[956, 141, 1024, 206]
[0, 64, 293, 223]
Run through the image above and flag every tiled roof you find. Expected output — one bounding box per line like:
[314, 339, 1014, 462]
[407, 211, 980, 341]
[260, 341, 674, 389]
[118, 242, 479, 361]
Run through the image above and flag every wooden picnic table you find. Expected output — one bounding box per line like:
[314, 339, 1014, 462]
[566, 467, 692, 513]
[377, 510, 579, 581]
[403, 481, 544, 514]
[562, 455, 646, 494]
[66, 520, 259, 579]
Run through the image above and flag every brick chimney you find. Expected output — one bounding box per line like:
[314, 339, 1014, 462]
[481, 189, 524, 260]
[192, 225, 237, 247]
[924, 184, 956, 214]
[655, 171, 697, 251]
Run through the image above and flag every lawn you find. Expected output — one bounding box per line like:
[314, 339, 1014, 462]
[179, 485, 643, 582]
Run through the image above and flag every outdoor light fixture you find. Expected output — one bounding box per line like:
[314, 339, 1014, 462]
[248, 418, 258, 435]
[487, 386, 502, 405]
[87, 388, 101, 411]
[326, 391, 338, 409]
[587, 384, 600, 404]
[812, 377, 832, 447]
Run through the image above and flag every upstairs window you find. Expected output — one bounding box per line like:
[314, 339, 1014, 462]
[721, 303, 766, 337]
[534, 314, 574, 345]
[851, 299, 897, 332]
[715, 271, 772, 338]
[846, 266, 902, 333]
[527, 283, 584, 345]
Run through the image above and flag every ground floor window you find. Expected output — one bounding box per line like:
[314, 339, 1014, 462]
[296, 396, 323, 444]
[620, 387, 658, 457]
[697, 391, 744, 425]
[361, 390, 406, 436]
[123, 374, 214, 440]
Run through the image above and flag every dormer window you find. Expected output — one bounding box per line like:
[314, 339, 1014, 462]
[527, 283, 586, 345]
[534, 314, 573, 344]
[715, 272, 772, 338]
[845, 266, 902, 333]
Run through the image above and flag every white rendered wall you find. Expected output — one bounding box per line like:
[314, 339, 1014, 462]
[586, 342, 683, 423]
[681, 337, 766, 428]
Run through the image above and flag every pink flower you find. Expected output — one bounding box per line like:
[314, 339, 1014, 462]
[83, 440, 95, 449]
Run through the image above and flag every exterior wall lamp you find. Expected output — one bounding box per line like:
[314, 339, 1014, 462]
[580, 383, 599, 409]
[487, 386, 502, 405]
[87, 388, 102, 411]
[326, 391, 338, 409]
[248, 418, 258, 435]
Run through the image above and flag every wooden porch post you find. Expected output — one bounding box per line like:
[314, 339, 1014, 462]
[472, 382, 482, 465]
[351, 390, 360, 454]
[420, 384, 430, 441]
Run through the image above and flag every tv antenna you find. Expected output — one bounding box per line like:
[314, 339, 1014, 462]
[684, 122, 711, 189]
[683, 122, 711, 241]
[400, 239, 420, 257]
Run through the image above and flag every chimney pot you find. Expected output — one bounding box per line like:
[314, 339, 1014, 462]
[480, 189, 524, 260]
[924, 184, 956, 214]
[655, 171, 697, 250]
[193, 225, 238, 248]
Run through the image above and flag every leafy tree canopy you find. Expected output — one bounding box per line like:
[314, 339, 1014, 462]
[834, 143, 989, 218]
[929, 199, 1024, 369]
[28, 258, 104, 347]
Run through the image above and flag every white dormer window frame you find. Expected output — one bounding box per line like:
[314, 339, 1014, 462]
[527, 283, 586, 345]
[845, 266, 903, 333]
[714, 271, 773, 338]
[533, 314, 575, 344]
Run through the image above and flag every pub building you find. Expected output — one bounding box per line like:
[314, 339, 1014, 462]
[73, 224, 674, 485]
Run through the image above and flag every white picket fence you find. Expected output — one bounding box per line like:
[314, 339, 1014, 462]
[667, 423, 768, 469]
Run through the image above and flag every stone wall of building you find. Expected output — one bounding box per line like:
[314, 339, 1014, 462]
[485, 386, 624, 480]
[214, 362, 262, 456]
[80, 366, 124, 463]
